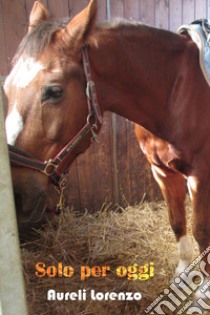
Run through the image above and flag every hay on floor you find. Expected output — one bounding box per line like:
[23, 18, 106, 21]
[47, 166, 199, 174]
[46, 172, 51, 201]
[21, 199, 199, 315]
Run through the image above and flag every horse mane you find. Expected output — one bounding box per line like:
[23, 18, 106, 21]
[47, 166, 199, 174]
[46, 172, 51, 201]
[12, 19, 69, 65]
[13, 16, 181, 66]
[12, 18, 123, 64]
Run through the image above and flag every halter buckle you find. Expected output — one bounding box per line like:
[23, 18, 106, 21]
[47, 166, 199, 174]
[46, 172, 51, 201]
[86, 81, 94, 99]
[43, 160, 57, 176]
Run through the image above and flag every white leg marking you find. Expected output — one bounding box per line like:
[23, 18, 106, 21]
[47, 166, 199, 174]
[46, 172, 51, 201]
[175, 235, 194, 275]
[187, 176, 198, 200]
[5, 104, 24, 145]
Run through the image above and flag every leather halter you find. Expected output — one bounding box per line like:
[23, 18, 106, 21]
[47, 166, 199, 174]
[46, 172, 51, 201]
[8, 47, 103, 187]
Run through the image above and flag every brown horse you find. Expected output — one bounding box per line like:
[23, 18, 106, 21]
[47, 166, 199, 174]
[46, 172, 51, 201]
[4, 0, 210, 279]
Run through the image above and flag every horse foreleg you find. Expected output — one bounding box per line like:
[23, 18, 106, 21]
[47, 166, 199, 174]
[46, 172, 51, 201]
[151, 165, 193, 276]
[187, 175, 210, 305]
[188, 175, 210, 273]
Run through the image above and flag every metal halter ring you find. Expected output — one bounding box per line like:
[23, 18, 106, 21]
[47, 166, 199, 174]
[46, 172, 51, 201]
[43, 160, 57, 176]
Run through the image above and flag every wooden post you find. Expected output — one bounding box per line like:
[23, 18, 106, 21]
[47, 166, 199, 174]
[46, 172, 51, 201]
[0, 78, 28, 315]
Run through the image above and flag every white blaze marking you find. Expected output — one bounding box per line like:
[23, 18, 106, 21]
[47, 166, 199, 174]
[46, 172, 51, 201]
[4, 56, 44, 145]
[4, 56, 44, 89]
[175, 235, 194, 275]
[5, 104, 24, 145]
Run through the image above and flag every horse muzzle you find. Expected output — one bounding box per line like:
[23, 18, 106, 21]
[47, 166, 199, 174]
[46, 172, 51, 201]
[11, 167, 61, 235]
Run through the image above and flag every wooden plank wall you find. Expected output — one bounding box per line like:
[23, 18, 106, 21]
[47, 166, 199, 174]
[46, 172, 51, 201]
[1, 0, 210, 211]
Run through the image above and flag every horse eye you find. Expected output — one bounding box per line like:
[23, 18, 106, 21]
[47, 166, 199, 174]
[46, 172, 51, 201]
[41, 85, 64, 104]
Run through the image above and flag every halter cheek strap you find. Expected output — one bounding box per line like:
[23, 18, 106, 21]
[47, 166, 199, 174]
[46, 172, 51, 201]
[82, 47, 103, 125]
[8, 46, 103, 186]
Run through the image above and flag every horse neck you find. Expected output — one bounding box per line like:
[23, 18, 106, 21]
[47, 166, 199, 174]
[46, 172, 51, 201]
[90, 23, 187, 136]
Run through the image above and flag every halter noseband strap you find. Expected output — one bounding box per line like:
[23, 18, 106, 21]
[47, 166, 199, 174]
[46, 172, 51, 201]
[8, 46, 103, 186]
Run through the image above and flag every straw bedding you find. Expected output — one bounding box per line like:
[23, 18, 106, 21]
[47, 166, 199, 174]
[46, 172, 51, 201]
[21, 199, 201, 315]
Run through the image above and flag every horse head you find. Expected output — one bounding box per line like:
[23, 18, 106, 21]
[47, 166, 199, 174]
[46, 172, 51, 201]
[4, 0, 100, 233]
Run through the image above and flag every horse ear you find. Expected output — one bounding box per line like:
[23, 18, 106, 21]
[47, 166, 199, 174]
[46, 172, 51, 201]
[28, 1, 49, 33]
[63, 0, 97, 47]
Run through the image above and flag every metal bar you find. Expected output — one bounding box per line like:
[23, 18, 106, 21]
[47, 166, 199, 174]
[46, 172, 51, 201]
[111, 113, 120, 204]
[106, 0, 120, 204]
[0, 78, 28, 315]
[106, 0, 111, 20]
